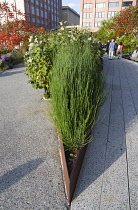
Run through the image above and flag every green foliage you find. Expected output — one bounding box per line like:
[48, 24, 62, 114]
[7, 49, 24, 65]
[24, 25, 106, 152]
[117, 34, 138, 53]
[0, 48, 10, 55]
[112, 5, 138, 37]
[24, 27, 93, 98]
[0, 59, 9, 71]
[24, 35, 53, 93]
[0, 49, 23, 71]
[96, 18, 116, 42]
[50, 40, 105, 152]
[96, 5, 138, 53]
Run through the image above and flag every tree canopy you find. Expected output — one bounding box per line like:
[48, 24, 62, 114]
[96, 5, 138, 42]
[0, 1, 46, 50]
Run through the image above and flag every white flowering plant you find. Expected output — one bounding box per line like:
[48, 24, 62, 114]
[24, 25, 101, 99]
[24, 34, 53, 98]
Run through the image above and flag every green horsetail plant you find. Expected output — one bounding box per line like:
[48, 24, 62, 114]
[50, 40, 106, 152]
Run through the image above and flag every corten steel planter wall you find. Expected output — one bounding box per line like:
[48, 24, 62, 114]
[58, 135, 88, 205]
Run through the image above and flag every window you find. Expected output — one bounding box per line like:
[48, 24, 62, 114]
[83, 12, 92, 19]
[32, 17, 35, 22]
[37, 19, 40, 24]
[45, 11, 47, 18]
[83, 22, 92, 27]
[84, 4, 92, 9]
[122, 1, 132, 7]
[52, 14, 54, 21]
[41, 10, 44, 17]
[31, 6, 35, 15]
[83, 13, 86, 18]
[95, 22, 102, 27]
[96, 3, 105, 8]
[26, 3, 30, 13]
[27, 16, 30, 21]
[109, 2, 119, 7]
[57, 17, 59, 22]
[36, 8, 39, 16]
[108, 11, 118, 18]
[95, 12, 105, 18]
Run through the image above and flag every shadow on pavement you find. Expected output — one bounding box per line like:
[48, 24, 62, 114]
[0, 70, 25, 77]
[0, 158, 44, 194]
[0, 62, 25, 77]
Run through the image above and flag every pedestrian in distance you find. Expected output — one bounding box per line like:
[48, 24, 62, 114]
[108, 39, 115, 60]
[106, 40, 110, 54]
[117, 42, 124, 59]
[114, 40, 118, 56]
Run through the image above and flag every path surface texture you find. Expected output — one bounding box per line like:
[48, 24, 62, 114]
[71, 56, 138, 210]
[1, 57, 138, 210]
[0, 63, 68, 209]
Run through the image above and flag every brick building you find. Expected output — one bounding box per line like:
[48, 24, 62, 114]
[1, 0, 62, 30]
[80, 0, 138, 31]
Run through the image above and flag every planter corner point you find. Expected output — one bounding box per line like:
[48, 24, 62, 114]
[58, 135, 88, 206]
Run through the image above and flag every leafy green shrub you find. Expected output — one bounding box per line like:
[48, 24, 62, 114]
[0, 48, 10, 55]
[24, 35, 53, 98]
[0, 49, 23, 71]
[117, 34, 138, 54]
[24, 28, 94, 98]
[7, 49, 24, 65]
[0, 59, 9, 71]
[50, 40, 106, 152]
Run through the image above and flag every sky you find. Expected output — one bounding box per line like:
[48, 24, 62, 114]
[62, 0, 80, 14]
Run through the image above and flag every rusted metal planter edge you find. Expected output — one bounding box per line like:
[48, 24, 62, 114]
[58, 135, 88, 205]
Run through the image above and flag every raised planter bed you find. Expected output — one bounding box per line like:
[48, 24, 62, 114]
[58, 135, 88, 205]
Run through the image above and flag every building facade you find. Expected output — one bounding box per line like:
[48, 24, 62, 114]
[1, 0, 62, 30]
[80, 0, 138, 31]
[62, 6, 80, 26]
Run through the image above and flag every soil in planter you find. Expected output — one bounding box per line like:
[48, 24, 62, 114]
[65, 150, 79, 176]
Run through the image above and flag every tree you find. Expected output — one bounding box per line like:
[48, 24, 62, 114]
[112, 5, 138, 37]
[96, 5, 138, 52]
[96, 17, 116, 43]
[0, 1, 24, 23]
[0, 1, 46, 50]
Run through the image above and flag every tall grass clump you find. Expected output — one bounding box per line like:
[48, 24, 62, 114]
[50, 40, 105, 152]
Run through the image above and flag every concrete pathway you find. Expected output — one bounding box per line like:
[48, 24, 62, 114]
[0, 63, 68, 209]
[71, 56, 138, 210]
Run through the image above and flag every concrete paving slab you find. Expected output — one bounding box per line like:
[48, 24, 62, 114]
[71, 57, 138, 210]
[0, 64, 68, 209]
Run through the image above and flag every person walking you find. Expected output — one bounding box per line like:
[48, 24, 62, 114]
[114, 41, 118, 56]
[117, 42, 124, 59]
[106, 40, 110, 54]
[109, 39, 115, 60]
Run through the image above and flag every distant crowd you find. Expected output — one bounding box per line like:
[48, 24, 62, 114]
[100, 39, 138, 60]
